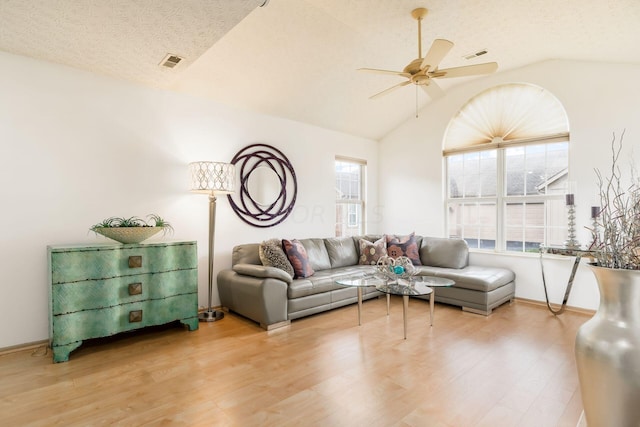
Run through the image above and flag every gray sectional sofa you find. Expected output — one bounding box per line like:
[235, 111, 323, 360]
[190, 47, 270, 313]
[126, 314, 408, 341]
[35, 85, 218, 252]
[217, 235, 515, 330]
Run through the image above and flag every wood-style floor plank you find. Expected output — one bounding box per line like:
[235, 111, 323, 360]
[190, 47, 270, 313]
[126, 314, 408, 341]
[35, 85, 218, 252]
[0, 298, 589, 426]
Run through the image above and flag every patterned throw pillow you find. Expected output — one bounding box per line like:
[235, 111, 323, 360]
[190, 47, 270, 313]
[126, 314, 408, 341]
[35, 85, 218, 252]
[386, 232, 422, 266]
[259, 238, 294, 278]
[282, 239, 315, 278]
[358, 236, 387, 265]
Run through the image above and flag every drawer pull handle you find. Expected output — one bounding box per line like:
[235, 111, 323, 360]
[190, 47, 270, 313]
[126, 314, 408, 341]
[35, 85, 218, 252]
[128, 256, 142, 268]
[129, 310, 143, 323]
[128, 283, 142, 295]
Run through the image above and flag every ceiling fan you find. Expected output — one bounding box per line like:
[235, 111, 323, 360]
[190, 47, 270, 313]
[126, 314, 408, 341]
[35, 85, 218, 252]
[359, 7, 498, 100]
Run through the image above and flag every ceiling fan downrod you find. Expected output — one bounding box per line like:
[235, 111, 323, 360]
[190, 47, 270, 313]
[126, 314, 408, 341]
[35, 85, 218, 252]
[411, 8, 428, 59]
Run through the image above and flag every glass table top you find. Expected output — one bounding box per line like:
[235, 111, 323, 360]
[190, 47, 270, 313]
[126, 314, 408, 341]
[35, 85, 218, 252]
[335, 275, 385, 287]
[413, 276, 455, 288]
[539, 245, 596, 257]
[375, 280, 433, 296]
[335, 275, 454, 292]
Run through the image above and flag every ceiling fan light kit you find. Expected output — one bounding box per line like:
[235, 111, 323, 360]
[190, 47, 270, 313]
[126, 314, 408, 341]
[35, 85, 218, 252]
[359, 7, 498, 100]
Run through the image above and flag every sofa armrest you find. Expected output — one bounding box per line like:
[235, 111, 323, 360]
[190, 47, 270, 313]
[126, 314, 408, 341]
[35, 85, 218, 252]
[218, 268, 289, 328]
[232, 263, 293, 284]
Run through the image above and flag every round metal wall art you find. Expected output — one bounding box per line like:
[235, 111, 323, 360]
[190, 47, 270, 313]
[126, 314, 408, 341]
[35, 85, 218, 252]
[227, 143, 297, 228]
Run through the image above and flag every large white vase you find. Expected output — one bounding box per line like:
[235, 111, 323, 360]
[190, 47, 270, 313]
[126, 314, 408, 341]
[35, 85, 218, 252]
[575, 265, 640, 427]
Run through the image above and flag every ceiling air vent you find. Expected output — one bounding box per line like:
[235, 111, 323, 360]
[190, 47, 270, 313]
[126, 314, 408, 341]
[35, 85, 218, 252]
[463, 49, 488, 60]
[159, 54, 184, 69]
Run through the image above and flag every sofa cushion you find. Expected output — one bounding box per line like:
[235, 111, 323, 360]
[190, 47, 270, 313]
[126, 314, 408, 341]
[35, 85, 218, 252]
[386, 233, 422, 266]
[300, 238, 332, 271]
[358, 236, 387, 265]
[420, 237, 469, 269]
[287, 266, 373, 299]
[325, 237, 359, 268]
[417, 265, 515, 292]
[283, 239, 315, 278]
[259, 238, 294, 277]
[287, 271, 342, 299]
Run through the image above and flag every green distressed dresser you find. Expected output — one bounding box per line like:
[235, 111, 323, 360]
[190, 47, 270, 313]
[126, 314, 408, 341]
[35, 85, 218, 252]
[48, 241, 199, 362]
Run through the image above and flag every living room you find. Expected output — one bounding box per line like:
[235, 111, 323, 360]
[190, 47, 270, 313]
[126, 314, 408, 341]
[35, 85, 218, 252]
[1, 1, 639, 425]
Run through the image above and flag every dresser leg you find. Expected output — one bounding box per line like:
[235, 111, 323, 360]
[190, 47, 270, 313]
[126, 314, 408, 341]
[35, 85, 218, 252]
[52, 341, 82, 363]
[182, 317, 199, 331]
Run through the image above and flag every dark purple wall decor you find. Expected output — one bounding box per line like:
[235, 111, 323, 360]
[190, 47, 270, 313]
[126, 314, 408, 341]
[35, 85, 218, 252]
[227, 144, 298, 228]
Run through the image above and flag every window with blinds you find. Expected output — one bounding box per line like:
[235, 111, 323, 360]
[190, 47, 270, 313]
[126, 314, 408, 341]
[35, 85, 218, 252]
[444, 83, 570, 252]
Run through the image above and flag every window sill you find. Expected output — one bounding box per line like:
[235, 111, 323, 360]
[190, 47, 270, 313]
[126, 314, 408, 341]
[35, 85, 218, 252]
[469, 248, 582, 261]
[469, 248, 541, 259]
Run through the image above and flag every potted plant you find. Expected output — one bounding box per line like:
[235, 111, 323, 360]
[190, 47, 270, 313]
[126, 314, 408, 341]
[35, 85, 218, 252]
[575, 130, 640, 427]
[89, 214, 173, 244]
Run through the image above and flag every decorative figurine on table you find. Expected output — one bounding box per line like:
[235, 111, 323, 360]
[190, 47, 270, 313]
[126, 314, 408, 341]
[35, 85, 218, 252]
[375, 255, 417, 283]
[564, 192, 580, 249]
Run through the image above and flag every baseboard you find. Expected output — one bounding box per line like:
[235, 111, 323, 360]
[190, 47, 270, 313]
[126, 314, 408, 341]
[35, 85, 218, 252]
[0, 339, 49, 356]
[515, 297, 596, 316]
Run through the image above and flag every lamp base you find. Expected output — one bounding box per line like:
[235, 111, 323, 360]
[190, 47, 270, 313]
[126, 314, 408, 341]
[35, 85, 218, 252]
[198, 309, 224, 322]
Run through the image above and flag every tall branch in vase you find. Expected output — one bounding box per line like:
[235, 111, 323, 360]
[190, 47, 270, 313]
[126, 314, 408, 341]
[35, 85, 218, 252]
[591, 130, 640, 270]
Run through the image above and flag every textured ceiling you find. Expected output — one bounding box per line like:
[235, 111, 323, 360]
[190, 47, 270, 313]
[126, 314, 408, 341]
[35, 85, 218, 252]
[0, 0, 264, 87]
[1, 0, 639, 140]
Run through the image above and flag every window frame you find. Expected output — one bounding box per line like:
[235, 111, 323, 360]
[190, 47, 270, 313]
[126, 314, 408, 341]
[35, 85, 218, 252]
[446, 142, 569, 252]
[335, 156, 366, 237]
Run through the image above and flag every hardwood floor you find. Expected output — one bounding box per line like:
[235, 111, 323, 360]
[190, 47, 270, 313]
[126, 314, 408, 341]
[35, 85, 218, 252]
[0, 298, 589, 426]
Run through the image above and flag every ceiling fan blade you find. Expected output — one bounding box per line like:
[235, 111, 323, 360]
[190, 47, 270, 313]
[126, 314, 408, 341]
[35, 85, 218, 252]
[421, 80, 444, 100]
[420, 39, 454, 72]
[432, 62, 498, 79]
[370, 81, 411, 99]
[358, 68, 411, 78]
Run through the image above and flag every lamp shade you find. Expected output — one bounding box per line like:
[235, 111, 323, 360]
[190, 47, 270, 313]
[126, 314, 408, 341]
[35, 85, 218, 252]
[189, 161, 235, 194]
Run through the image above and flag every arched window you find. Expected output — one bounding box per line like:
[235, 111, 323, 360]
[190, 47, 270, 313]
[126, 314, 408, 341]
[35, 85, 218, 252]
[444, 83, 570, 252]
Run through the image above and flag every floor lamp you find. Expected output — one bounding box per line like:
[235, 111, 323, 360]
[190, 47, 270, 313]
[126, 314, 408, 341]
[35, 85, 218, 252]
[189, 161, 236, 322]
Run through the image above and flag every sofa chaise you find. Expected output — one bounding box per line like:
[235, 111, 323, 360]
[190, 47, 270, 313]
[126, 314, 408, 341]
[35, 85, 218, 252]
[217, 234, 515, 330]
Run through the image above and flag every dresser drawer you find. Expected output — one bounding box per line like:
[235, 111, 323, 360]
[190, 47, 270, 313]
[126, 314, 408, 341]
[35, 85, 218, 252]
[52, 294, 198, 346]
[51, 269, 197, 315]
[50, 242, 197, 284]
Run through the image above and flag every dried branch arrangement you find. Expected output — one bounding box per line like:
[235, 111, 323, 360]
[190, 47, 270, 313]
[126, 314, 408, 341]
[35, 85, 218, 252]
[590, 131, 640, 269]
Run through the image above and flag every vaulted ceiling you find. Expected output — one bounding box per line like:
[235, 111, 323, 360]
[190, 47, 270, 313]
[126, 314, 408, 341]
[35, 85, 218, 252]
[1, 0, 639, 140]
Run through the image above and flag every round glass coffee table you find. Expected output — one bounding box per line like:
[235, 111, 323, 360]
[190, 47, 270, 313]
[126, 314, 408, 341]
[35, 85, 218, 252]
[376, 276, 454, 339]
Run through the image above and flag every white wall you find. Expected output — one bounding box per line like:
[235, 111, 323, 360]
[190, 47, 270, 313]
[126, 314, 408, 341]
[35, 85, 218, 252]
[0, 51, 379, 349]
[379, 59, 640, 311]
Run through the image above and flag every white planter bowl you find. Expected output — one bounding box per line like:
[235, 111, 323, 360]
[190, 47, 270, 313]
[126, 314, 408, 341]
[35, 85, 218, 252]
[93, 227, 162, 244]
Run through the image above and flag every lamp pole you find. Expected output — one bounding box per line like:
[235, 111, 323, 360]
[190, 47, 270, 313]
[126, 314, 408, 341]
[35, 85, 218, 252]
[199, 192, 224, 322]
